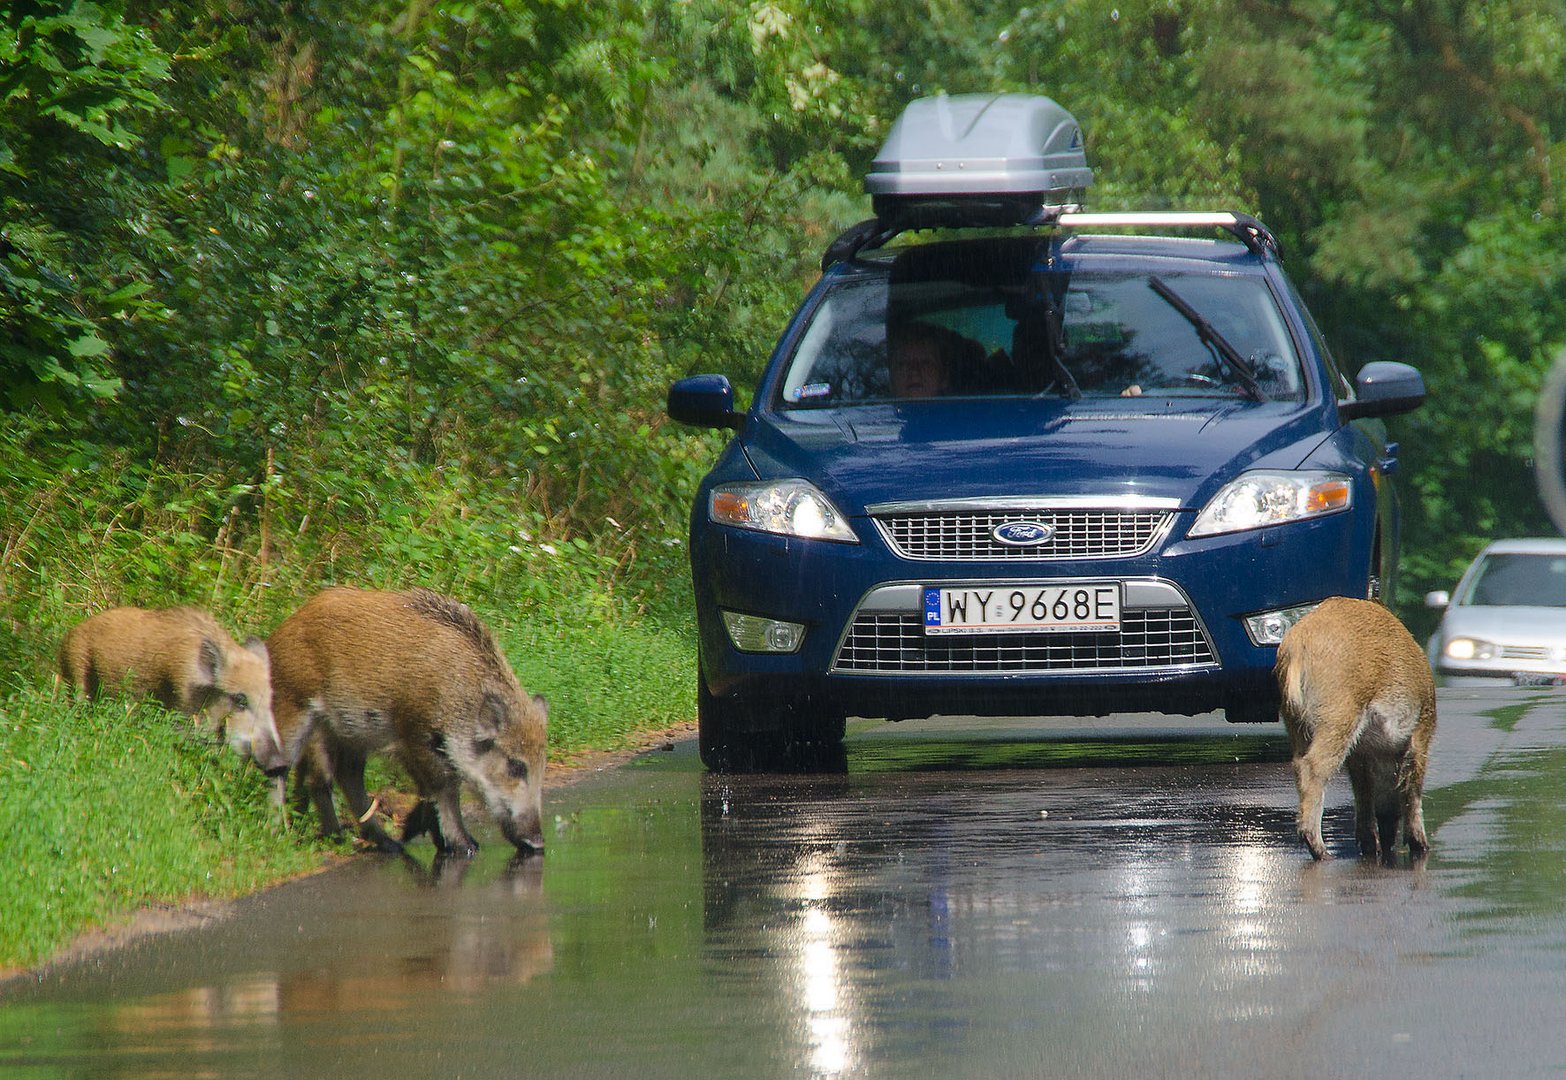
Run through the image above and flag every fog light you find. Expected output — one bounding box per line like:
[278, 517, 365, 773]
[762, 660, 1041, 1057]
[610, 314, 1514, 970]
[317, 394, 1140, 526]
[722, 611, 806, 653]
[1244, 603, 1319, 646]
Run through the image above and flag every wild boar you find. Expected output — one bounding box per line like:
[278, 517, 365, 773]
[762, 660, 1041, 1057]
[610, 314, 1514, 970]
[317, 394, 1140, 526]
[1274, 596, 1437, 861]
[265, 586, 547, 856]
[58, 605, 286, 773]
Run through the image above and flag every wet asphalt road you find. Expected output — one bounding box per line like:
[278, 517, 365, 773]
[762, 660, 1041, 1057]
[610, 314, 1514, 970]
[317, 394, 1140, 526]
[5, 688, 1566, 1078]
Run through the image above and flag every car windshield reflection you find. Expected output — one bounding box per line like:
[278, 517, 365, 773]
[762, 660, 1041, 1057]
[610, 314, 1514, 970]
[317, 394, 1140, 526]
[778, 258, 1304, 409]
[1459, 553, 1566, 607]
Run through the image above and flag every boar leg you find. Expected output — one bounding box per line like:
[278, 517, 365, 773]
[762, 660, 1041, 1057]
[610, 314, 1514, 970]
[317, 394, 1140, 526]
[305, 770, 343, 838]
[1292, 756, 1330, 860]
[1344, 753, 1382, 860]
[1404, 798, 1429, 856]
[430, 784, 479, 858]
[295, 736, 345, 838]
[332, 748, 404, 854]
[1400, 726, 1433, 856]
[1292, 735, 1351, 861]
[400, 741, 480, 857]
[395, 796, 476, 857]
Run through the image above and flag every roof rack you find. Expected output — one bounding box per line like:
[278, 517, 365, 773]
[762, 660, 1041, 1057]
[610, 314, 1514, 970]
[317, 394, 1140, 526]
[821, 208, 1281, 270]
[1054, 211, 1279, 256]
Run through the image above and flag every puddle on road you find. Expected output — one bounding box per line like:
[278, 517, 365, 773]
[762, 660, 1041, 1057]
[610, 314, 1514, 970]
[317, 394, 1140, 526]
[5, 698, 1566, 1077]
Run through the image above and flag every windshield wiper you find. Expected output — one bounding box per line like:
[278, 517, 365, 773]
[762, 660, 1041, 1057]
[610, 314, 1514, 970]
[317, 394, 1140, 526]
[1148, 276, 1268, 402]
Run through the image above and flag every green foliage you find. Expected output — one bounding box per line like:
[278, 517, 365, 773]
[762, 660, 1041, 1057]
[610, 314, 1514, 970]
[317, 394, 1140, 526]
[0, 1, 171, 412]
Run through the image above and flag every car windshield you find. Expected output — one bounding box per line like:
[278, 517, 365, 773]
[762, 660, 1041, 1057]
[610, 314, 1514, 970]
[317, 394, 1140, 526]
[777, 242, 1304, 408]
[1459, 553, 1566, 607]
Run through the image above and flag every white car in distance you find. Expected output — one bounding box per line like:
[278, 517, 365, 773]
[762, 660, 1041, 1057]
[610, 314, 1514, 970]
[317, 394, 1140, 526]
[1426, 537, 1566, 687]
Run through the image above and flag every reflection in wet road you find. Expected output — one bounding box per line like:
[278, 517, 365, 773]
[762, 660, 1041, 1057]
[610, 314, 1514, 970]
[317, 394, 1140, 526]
[5, 690, 1566, 1077]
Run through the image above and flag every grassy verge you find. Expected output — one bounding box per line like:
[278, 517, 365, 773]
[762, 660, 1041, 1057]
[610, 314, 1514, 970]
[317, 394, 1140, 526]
[0, 605, 697, 973]
[0, 692, 325, 971]
[505, 610, 697, 760]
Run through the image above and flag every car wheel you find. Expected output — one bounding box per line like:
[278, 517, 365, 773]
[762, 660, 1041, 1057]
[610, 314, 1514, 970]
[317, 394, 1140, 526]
[697, 669, 846, 773]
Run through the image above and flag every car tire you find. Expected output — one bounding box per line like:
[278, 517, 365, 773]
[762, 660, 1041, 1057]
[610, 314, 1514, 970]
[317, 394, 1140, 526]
[697, 669, 846, 773]
[1223, 697, 1279, 724]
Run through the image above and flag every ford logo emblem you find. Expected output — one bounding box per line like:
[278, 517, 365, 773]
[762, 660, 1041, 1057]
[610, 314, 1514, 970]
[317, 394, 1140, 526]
[992, 521, 1055, 547]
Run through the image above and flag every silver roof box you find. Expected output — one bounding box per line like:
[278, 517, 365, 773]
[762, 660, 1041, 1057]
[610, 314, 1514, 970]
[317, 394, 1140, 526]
[865, 93, 1093, 207]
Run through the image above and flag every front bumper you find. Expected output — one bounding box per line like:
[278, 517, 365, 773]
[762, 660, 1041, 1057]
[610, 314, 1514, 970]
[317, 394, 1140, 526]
[1436, 667, 1566, 688]
[692, 507, 1368, 727]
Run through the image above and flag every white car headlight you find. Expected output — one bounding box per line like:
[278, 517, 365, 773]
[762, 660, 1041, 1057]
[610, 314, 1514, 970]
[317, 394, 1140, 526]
[1444, 637, 1496, 661]
[1189, 470, 1352, 538]
[709, 479, 858, 542]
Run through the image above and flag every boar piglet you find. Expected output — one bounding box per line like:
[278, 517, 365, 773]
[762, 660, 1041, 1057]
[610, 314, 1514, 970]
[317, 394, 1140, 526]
[59, 605, 285, 773]
[266, 586, 547, 856]
[1274, 596, 1437, 861]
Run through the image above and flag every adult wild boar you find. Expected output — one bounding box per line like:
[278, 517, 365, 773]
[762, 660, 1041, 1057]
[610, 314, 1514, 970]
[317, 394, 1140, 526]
[1275, 596, 1437, 861]
[58, 605, 286, 773]
[265, 586, 548, 856]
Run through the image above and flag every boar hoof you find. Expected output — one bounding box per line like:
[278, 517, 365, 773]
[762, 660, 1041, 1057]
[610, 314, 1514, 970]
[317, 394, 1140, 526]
[439, 838, 479, 858]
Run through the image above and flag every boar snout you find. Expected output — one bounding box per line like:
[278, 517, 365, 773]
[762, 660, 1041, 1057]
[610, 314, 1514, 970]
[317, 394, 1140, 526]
[500, 809, 545, 853]
[226, 716, 289, 775]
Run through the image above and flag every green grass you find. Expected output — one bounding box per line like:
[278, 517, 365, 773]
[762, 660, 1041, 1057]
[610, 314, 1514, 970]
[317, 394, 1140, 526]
[506, 613, 696, 758]
[0, 692, 329, 971]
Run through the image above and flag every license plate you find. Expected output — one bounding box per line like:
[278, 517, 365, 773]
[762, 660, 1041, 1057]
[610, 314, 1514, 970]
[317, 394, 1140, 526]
[923, 583, 1121, 635]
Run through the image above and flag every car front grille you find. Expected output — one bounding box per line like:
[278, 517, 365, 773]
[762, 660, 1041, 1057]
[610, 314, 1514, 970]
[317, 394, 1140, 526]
[1499, 644, 1554, 661]
[874, 509, 1173, 561]
[832, 607, 1216, 674]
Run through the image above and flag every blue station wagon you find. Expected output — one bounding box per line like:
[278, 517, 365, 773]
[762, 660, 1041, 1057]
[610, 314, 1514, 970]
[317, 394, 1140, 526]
[669, 93, 1426, 770]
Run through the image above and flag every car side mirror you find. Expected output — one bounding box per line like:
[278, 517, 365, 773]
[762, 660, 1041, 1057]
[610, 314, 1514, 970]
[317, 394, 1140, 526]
[1337, 361, 1426, 420]
[1424, 590, 1450, 610]
[668, 375, 744, 431]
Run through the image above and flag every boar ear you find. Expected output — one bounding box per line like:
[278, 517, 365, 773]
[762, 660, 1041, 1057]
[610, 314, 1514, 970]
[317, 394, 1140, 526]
[478, 693, 508, 735]
[532, 693, 549, 726]
[242, 636, 269, 662]
[197, 637, 224, 684]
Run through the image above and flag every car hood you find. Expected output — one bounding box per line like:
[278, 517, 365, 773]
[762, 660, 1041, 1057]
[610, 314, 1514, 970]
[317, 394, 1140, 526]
[743, 397, 1329, 514]
[1439, 605, 1566, 646]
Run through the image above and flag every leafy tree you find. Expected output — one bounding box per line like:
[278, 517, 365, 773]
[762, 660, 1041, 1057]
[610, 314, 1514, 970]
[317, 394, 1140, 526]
[0, 0, 171, 412]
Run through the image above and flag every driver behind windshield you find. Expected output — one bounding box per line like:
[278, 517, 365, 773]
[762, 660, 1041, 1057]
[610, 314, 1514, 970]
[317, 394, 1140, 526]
[886, 320, 962, 399]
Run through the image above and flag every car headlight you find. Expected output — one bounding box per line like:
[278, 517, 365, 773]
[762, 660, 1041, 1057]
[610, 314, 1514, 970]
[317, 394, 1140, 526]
[709, 479, 858, 542]
[1444, 637, 1496, 661]
[1188, 470, 1352, 538]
